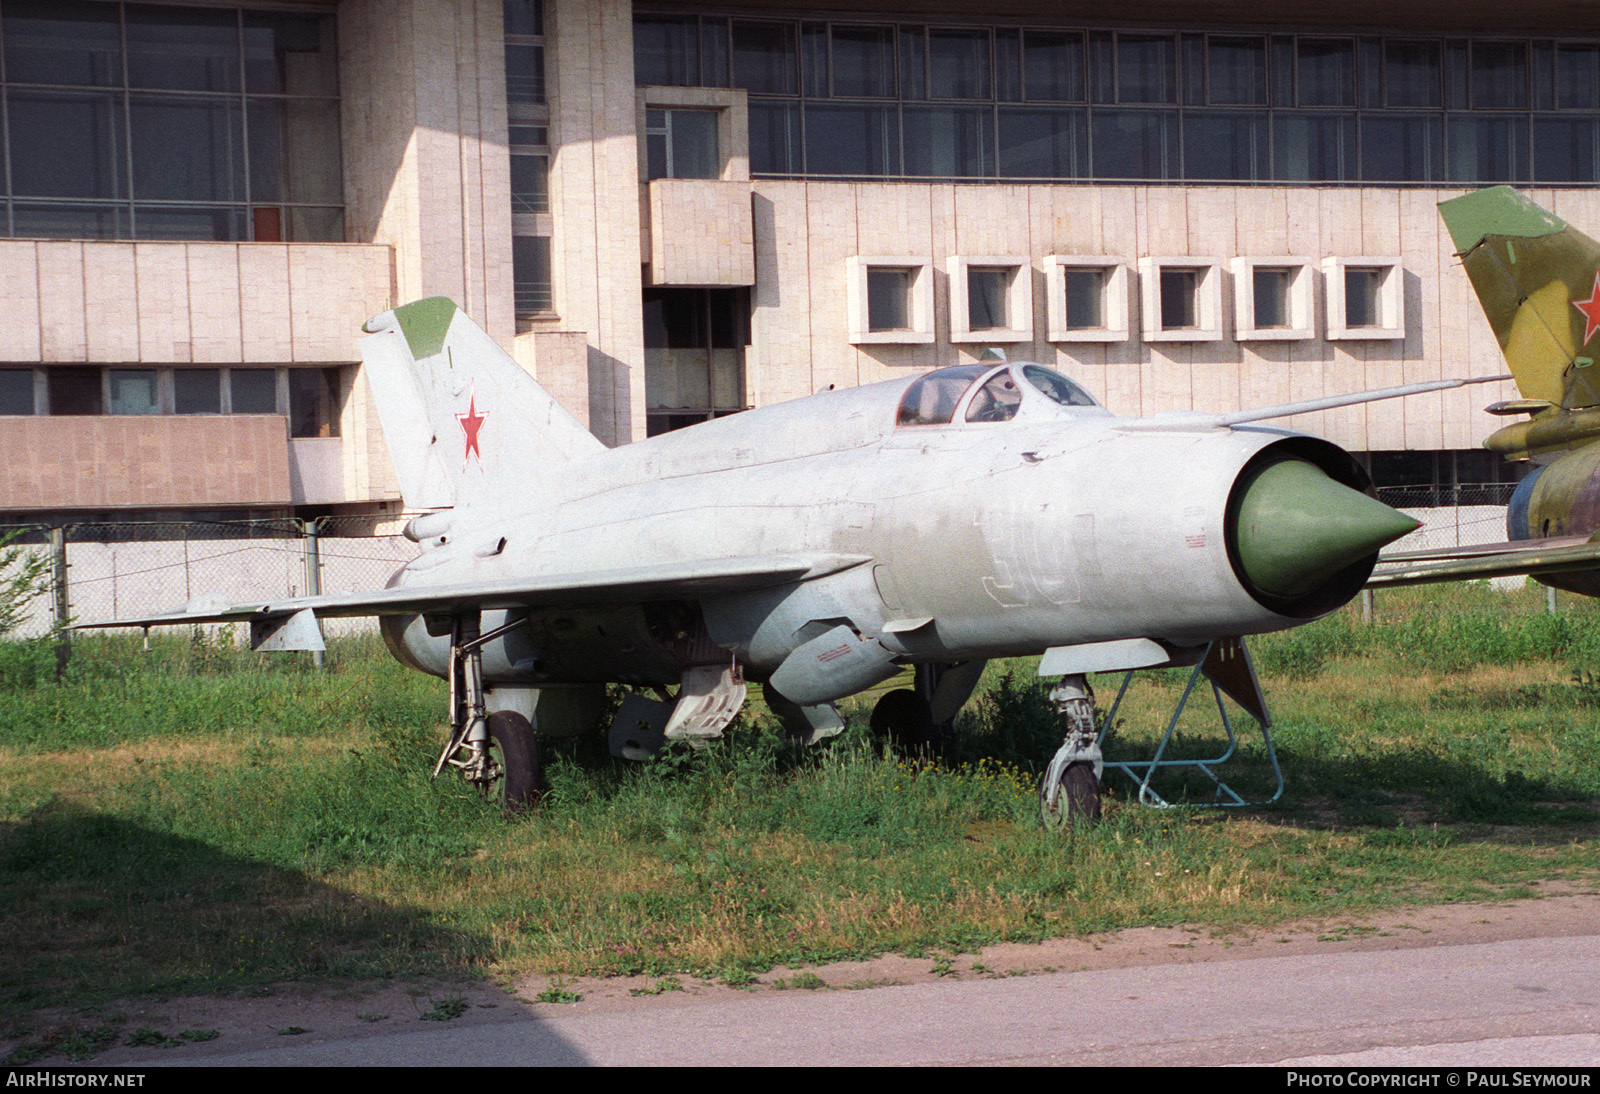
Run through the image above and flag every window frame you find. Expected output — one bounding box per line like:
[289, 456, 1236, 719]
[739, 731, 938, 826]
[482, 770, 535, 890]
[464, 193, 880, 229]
[1138, 257, 1222, 342]
[846, 256, 934, 344]
[949, 255, 1033, 343]
[1230, 257, 1314, 341]
[1045, 256, 1129, 342]
[1323, 256, 1405, 340]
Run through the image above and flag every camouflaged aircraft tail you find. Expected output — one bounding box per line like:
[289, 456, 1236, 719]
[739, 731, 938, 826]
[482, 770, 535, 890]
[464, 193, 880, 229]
[358, 298, 604, 510]
[1439, 186, 1600, 411]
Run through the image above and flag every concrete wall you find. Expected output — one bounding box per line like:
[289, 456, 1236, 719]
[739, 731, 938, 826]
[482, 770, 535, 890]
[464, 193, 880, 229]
[0, 240, 392, 365]
[741, 182, 1600, 454]
[647, 180, 755, 287]
[0, 415, 291, 510]
[339, 0, 515, 350]
[544, 0, 647, 446]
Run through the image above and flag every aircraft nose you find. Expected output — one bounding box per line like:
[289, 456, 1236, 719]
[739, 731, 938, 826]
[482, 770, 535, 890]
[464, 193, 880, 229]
[1231, 460, 1420, 599]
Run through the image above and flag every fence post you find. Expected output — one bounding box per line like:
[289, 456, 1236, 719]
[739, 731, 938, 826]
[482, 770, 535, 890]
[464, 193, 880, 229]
[1547, 584, 1558, 615]
[301, 517, 327, 669]
[50, 525, 69, 678]
[1360, 588, 1373, 625]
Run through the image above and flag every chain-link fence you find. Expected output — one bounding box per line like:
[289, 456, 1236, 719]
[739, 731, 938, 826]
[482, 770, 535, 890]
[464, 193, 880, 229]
[0, 515, 418, 640]
[1375, 483, 1517, 558]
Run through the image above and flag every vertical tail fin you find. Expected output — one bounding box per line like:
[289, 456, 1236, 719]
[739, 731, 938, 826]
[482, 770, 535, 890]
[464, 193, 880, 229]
[359, 298, 603, 510]
[1439, 186, 1600, 410]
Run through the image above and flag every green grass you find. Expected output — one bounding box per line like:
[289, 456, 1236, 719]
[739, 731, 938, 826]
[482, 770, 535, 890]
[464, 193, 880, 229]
[1, 586, 1597, 1036]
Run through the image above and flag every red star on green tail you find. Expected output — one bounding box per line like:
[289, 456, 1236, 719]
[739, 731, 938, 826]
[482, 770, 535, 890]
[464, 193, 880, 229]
[1573, 271, 1600, 345]
[457, 392, 487, 465]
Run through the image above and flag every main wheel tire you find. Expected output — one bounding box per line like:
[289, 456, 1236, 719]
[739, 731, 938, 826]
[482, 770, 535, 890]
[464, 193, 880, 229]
[1040, 761, 1101, 828]
[486, 710, 540, 813]
[870, 688, 937, 753]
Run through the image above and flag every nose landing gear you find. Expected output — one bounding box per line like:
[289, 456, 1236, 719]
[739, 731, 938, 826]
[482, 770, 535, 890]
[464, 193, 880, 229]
[1039, 674, 1103, 826]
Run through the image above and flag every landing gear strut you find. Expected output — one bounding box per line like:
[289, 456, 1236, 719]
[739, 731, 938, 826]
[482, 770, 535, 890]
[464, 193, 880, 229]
[433, 612, 540, 812]
[1039, 673, 1103, 826]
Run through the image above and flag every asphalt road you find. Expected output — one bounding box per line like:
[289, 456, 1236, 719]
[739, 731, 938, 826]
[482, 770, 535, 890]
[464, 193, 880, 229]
[172, 932, 1600, 1067]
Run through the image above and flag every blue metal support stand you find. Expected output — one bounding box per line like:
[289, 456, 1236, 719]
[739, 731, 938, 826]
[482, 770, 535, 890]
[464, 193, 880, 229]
[1096, 637, 1283, 809]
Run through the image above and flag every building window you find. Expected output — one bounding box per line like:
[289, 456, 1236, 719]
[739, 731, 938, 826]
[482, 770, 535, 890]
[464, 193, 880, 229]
[509, 126, 549, 214]
[229, 368, 278, 414]
[288, 367, 342, 438]
[0, 369, 35, 415]
[646, 108, 721, 179]
[506, 1, 552, 319]
[643, 288, 748, 435]
[1045, 258, 1128, 342]
[108, 369, 159, 415]
[1160, 269, 1197, 328]
[950, 256, 1032, 343]
[1230, 258, 1313, 341]
[968, 269, 1012, 329]
[513, 236, 552, 316]
[28, 365, 306, 418]
[637, 15, 1600, 185]
[846, 257, 932, 344]
[48, 368, 102, 415]
[1324, 257, 1404, 340]
[1138, 258, 1221, 342]
[0, 1, 342, 242]
[174, 369, 222, 415]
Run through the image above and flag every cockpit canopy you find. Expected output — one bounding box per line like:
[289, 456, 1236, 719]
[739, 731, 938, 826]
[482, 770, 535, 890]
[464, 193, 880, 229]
[895, 363, 1101, 427]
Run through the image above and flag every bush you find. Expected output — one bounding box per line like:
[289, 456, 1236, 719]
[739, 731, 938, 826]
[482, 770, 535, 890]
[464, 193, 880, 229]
[0, 531, 58, 689]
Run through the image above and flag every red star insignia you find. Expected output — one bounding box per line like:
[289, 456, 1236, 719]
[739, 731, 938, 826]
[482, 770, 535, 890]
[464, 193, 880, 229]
[1573, 271, 1600, 346]
[457, 392, 488, 465]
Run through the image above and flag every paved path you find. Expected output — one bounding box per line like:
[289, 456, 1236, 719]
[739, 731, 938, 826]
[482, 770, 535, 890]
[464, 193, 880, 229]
[172, 932, 1600, 1067]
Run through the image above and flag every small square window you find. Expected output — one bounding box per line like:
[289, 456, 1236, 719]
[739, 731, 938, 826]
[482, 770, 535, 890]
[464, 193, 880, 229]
[1065, 270, 1104, 328]
[867, 268, 912, 331]
[1323, 257, 1403, 340]
[1253, 269, 1289, 327]
[1046, 258, 1129, 342]
[1345, 269, 1381, 326]
[950, 255, 1033, 343]
[1138, 258, 1221, 342]
[1159, 269, 1197, 329]
[846, 257, 933, 344]
[968, 268, 1014, 330]
[1231, 258, 1314, 340]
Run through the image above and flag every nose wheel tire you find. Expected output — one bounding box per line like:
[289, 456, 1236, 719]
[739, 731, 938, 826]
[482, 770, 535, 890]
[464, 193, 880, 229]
[1040, 761, 1101, 827]
[485, 710, 540, 813]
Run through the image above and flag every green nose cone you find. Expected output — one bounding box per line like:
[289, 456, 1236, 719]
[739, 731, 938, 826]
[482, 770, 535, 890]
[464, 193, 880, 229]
[1234, 460, 1420, 599]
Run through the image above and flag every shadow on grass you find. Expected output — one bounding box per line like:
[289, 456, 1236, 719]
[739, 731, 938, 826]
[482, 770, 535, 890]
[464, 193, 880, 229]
[0, 802, 488, 1017]
[1092, 732, 1600, 837]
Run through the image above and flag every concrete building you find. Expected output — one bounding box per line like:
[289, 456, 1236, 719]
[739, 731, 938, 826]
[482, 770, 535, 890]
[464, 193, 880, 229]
[4, 0, 1600, 524]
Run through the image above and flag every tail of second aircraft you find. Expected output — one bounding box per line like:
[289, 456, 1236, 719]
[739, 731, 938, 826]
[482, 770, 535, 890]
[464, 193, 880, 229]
[359, 297, 603, 510]
[1439, 186, 1600, 411]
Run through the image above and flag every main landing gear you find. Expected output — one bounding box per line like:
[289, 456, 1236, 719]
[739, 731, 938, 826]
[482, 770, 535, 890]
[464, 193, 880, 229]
[433, 612, 541, 812]
[869, 661, 989, 753]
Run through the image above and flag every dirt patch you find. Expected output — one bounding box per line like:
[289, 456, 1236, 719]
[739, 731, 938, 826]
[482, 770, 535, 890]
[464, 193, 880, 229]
[12, 882, 1599, 1067]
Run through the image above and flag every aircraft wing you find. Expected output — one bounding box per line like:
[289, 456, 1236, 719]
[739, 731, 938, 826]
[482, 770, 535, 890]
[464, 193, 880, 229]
[73, 552, 871, 630]
[1367, 537, 1600, 587]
